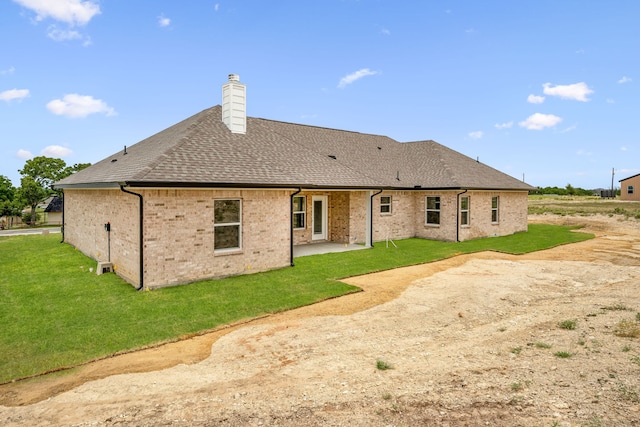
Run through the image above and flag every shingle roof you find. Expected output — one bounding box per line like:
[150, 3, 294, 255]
[55, 105, 534, 191]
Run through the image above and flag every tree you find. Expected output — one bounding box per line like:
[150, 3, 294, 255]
[16, 176, 49, 226]
[15, 157, 92, 225]
[16, 157, 91, 225]
[18, 156, 68, 189]
[0, 175, 15, 203]
[0, 175, 18, 229]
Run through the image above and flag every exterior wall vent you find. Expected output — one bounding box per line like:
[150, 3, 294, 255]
[222, 74, 247, 134]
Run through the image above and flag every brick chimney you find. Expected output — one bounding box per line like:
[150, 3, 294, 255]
[221, 74, 246, 134]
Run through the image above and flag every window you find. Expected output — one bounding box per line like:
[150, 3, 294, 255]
[426, 196, 440, 225]
[629, 186, 635, 195]
[460, 196, 469, 226]
[214, 199, 241, 252]
[293, 196, 306, 229]
[491, 196, 499, 223]
[380, 196, 392, 214]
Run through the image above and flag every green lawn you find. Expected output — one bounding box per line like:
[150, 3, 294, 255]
[0, 223, 593, 383]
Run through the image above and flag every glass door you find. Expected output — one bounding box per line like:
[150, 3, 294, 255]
[312, 195, 327, 240]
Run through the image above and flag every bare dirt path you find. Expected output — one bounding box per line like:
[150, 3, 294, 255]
[1, 214, 639, 426]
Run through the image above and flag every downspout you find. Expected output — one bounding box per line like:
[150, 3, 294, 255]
[120, 185, 144, 291]
[369, 189, 383, 247]
[290, 187, 302, 266]
[456, 189, 468, 242]
[60, 192, 65, 243]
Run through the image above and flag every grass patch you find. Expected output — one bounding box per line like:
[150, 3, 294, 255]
[528, 196, 640, 219]
[614, 319, 640, 338]
[558, 319, 578, 330]
[0, 223, 593, 383]
[510, 382, 523, 391]
[376, 360, 393, 371]
[534, 342, 552, 349]
[602, 304, 632, 312]
[554, 351, 573, 359]
[617, 383, 640, 403]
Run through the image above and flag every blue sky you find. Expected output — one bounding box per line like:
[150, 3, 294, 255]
[1, 0, 638, 189]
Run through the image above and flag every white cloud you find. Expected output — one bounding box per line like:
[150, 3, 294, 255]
[606, 98, 615, 104]
[1, 66, 16, 75]
[494, 121, 513, 129]
[0, 88, 30, 102]
[518, 113, 562, 130]
[13, 0, 101, 26]
[576, 149, 592, 156]
[621, 146, 627, 151]
[561, 125, 577, 133]
[468, 131, 483, 139]
[527, 94, 545, 104]
[16, 149, 33, 159]
[46, 94, 116, 118]
[381, 28, 391, 36]
[41, 145, 72, 157]
[338, 68, 378, 89]
[542, 82, 594, 102]
[618, 76, 632, 84]
[158, 15, 171, 27]
[214, 4, 220, 12]
[47, 26, 82, 41]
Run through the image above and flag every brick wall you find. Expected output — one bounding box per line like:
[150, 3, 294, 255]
[63, 189, 140, 285]
[64, 187, 529, 289]
[64, 188, 291, 289]
[457, 191, 529, 240]
[373, 191, 416, 242]
[409, 190, 528, 242]
[348, 192, 367, 245]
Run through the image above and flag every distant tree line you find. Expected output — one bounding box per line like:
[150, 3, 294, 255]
[0, 156, 90, 228]
[531, 184, 619, 196]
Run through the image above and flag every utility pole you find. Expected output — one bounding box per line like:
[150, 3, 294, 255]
[611, 168, 615, 193]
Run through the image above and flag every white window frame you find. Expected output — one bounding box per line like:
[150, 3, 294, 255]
[380, 195, 392, 214]
[293, 196, 306, 230]
[214, 199, 242, 253]
[460, 196, 470, 226]
[491, 196, 500, 223]
[425, 196, 441, 225]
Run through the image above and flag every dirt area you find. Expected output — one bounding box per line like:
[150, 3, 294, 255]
[1, 214, 640, 426]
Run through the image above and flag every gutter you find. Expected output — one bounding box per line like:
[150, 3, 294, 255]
[456, 189, 468, 242]
[290, 187, 302, 266]
[119, 184, 144, 291]
[369, 189, 383, 247]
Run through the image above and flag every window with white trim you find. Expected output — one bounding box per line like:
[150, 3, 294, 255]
[629, 185, 634, 195]
[491, 196, 499, 223]
[380, 196, 392, 214]
[460, 196, 469, 226]
[426, 196, 440, 225]
[214, 199, 241, 252]
[292, 196, 306, 229]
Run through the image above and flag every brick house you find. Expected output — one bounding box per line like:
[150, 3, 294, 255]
[54, 75, 534, 289]
[620, 173, 640, 201]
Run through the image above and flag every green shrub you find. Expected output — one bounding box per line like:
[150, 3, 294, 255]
[558, 319, 577, 330]
[376, 360, 392, 371]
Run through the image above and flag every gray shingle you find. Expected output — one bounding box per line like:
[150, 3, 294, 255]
[55, 105, 534, 191]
